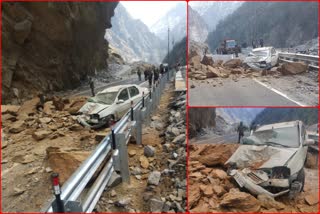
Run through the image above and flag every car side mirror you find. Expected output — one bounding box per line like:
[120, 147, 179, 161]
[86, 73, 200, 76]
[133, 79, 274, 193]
[304, 139, 315, 146]
[117, 99, 124, 104]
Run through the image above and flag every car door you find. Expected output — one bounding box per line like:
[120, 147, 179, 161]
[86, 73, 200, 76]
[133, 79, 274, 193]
[128, 86, 141, 105]
[116, 88, 131, 119]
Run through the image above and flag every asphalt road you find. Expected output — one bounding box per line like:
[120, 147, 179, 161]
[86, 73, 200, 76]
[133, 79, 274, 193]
[189, 53, 301, 106]
[189, 78, 300, 106]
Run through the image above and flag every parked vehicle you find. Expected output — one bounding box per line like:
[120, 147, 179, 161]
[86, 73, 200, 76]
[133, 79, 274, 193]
[244, 47, 279, 70]
[226, 120, 315, 198]
[77, 84, 149, 129]
[218, 39, 241, 55]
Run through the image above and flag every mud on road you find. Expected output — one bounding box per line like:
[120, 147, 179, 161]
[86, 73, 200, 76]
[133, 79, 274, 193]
[189, 144, 319, 213]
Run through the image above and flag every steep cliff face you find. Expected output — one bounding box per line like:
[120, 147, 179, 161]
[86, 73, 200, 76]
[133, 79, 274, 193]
[2, 2, 118, 104]
[105, 3, 165, 63]
[188, 6, 208, 43]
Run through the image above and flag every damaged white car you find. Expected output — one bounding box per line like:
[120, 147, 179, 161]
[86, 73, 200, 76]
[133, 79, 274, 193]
[244, 47, 279, 70]
[77, 84, 149, 129]
[226, 120, 315, 198]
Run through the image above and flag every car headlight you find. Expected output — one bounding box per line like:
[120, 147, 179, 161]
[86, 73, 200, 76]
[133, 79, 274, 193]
[90, 114, 100, 120]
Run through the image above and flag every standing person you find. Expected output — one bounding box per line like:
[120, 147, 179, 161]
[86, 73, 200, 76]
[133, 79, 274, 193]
[237, 121, 245, 143]
[89, 77, 95, 97]
[148, 67, 153, 88]
[137, 68, 142, 81]
[235, 45, 239, 58]
[252, 40, 256, 49]
[260, 38, 264, 47]
[154, 67, 159, 84]
[144, 69, 148, 81]
[159, 64, 164, 75]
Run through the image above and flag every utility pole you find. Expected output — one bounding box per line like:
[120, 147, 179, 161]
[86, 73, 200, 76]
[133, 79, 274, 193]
[167, 27, 170, 66]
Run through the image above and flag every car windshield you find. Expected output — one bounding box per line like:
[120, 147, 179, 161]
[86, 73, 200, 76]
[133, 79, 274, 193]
[242, 126, 299, 148]
[88, 92, 118, 105]
[226, 40, 236, 48]
[252, 50, 269, 57]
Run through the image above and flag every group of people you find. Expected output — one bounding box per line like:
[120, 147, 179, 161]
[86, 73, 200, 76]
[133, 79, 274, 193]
[137, 64, 169, 88]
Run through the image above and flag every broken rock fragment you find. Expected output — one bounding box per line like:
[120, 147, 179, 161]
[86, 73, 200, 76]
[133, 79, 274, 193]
[220, 191, 261, 212]
[280, 62, 308, 75]
[148, 171, 161, 186]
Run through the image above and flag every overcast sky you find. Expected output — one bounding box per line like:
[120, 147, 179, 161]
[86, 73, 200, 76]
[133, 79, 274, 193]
[121, 1, 181, 28]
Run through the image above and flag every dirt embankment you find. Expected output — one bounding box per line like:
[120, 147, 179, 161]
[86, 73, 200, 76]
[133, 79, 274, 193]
[1, 95, 110, 211]
[189, 144, 319, 213]
[96, 84, 187, 212]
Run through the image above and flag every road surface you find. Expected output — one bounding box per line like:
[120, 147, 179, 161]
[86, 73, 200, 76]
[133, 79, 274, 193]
[189, 53, 304, 106]
[189, 78, 300, 106]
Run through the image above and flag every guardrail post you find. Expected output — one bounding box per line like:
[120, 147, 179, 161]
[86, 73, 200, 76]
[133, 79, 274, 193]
[116, 133, 130, 183]
[51, 173, 65, 213]
[135, 109, 142, 145]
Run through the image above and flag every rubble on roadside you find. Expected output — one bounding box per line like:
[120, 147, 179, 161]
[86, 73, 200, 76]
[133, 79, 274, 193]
[189, 143, 319, 212]
[1, 94, 108, 211]
[188, 50, 310, 86]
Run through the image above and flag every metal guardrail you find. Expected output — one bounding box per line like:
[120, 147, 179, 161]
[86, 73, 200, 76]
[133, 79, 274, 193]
[278, 52, 319, 69]
[42, 70, 175, 212]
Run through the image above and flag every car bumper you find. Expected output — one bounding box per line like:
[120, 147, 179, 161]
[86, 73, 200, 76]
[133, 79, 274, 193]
[77, 115, 105, 129]
[230, 169, 290, 198]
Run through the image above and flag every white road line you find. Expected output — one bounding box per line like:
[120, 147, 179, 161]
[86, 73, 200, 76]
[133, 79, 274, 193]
[253, 78, 306, 106]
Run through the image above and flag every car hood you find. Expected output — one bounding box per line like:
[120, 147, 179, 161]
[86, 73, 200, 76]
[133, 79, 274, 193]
[79, 102, 110, 115]
[244, 55, 270, 64]
[225, 145, 298, 169]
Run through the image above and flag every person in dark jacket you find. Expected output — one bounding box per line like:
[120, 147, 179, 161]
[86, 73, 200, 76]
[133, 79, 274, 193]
[148, 68, 153, 88]
[144, 69, 148, 81]
[89, 77, 95, 97]
[237, 121, 245, 143]
[137, 68, 142, 81]
[154, 67, 160, 84]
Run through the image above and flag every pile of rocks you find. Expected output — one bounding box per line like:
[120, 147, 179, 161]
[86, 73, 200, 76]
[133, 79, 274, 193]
[188, 51, 309, 84]
[189, 143, 319, 212]
[147, 92, 187, 212]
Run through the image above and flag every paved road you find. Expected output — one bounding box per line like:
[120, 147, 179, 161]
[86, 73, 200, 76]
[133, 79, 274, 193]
[189, 78, 300, 106]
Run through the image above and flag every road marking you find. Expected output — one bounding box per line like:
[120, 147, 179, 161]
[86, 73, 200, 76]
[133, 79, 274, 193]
[253, 78, 306, 106]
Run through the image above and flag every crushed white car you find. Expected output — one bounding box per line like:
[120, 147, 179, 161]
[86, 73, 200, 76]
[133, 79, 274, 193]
[226, 120, 315, 198]
[77, 84, 149, 129]
[244, 47, 279, 70]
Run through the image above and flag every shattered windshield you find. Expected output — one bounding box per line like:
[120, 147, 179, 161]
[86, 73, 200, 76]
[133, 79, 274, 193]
[88, 92, 118, 105]
[252, 50, 269, 57]
[242, 126, 299, 148]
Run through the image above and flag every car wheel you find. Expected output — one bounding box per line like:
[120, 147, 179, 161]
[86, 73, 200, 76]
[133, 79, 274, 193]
[288, 168, 305, 199]
[106, 115, 115, 128]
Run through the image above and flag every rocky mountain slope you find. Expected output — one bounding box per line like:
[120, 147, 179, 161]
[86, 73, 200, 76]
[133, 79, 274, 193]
[252, 108, 318, 126]
[189, 2, 242, 31]
[188, 6, 208, 43]
[105, 3, 166, 64]
[216, 108, 263, 125]
[2, 2, 118, 104]
[207, 2, 318, 51]
[150, 3, 186, 47]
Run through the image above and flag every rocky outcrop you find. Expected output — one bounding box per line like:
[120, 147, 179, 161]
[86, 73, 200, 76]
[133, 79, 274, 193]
[2, 2, 118, 104]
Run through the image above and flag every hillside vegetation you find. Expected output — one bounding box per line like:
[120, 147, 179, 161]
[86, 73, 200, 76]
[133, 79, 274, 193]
[207, 2, 318, 51]
[252, 108, 318, 126]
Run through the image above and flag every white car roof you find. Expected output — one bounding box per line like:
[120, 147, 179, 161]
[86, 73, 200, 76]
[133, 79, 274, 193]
[253, 47, 273, 52]
[98, 84, 139, 94]
[256, 121, 300, 132]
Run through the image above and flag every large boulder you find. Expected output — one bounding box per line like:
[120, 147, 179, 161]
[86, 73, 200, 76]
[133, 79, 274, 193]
[201, 55, 214, 66]
[189, 184, 201, 209]
[223, 59, 243, 69]
[206, 66, 220, 78]
[280, 62, 308, 75]
[220, 190, 261, 212]
[257, 194, 285, 210]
